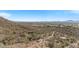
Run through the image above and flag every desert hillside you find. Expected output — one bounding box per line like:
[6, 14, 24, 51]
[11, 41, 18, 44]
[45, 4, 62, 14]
[0, 17, 79, 48]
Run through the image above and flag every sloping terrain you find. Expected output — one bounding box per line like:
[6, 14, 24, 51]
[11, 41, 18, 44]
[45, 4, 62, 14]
[0, 17, 33, 47]
[0, 17, 79, 48]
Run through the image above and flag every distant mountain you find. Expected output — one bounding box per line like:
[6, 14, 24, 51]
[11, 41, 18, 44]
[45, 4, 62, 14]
[66, 20, 74, 22]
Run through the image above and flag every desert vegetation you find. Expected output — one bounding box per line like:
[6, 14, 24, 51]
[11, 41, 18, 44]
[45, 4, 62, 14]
[0, 17, 79, 48]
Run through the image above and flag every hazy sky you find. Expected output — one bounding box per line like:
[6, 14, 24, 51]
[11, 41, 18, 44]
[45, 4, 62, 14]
[0, 10, 79, 22]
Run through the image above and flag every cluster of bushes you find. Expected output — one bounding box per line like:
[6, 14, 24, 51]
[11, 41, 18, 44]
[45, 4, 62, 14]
[46, 36, 77, 48]
[27, 32, 41, 41]
[0, 33, 29, 45]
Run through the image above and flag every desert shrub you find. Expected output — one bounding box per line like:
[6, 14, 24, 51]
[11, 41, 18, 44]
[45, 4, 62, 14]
[19, 34, 26, 37]
[47, 43, 54, 48]
[13, 31, 16, 34]
[45, 38, 55, 48]
[27, 32, 41, 41]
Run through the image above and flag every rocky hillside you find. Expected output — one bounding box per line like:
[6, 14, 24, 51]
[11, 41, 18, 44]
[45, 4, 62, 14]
[0, 17, 32, 47]
[0, 17, 79, 48]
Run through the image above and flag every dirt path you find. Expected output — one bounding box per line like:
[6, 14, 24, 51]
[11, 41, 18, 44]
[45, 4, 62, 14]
[26, 32, 55, 48]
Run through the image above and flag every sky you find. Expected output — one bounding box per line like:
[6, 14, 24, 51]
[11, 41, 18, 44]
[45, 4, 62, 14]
[0, 10, 79, 22]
